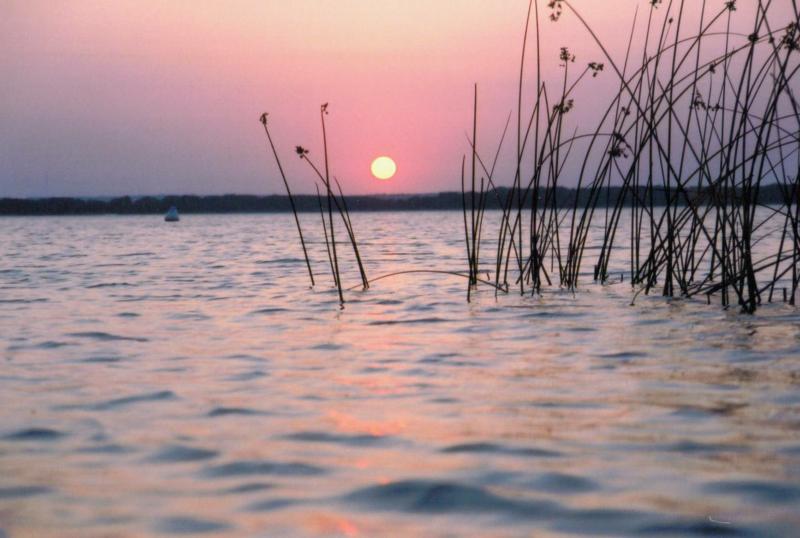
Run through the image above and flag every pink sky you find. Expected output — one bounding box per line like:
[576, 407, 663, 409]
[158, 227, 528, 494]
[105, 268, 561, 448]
[0, 1, 792, 196]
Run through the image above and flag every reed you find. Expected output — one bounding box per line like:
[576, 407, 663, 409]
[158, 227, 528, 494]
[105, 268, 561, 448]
[258, 113, 315, 287]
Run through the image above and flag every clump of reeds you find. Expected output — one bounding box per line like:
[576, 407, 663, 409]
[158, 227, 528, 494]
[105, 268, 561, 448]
[460, 0, 800, 313]
[267, 1, 798, 314]
[259, 104, 368, 307]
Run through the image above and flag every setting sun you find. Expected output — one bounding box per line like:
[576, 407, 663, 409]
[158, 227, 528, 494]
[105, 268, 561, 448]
[370, 156, 397, 180]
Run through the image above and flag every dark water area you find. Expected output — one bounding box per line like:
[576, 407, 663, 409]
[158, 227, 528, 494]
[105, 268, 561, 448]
[1, 212, 799, 537]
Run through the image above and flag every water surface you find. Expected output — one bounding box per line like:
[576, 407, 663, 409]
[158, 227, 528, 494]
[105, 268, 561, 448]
[1, 212, 799, 537]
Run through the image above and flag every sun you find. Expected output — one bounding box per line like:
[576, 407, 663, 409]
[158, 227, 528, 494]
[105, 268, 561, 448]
[370, 156, 397, 180]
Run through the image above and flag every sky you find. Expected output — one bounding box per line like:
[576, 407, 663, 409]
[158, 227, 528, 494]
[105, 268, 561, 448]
[0, 1, 794, 197]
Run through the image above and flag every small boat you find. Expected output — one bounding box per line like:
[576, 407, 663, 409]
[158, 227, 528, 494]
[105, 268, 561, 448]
[164, 206, 180, 222]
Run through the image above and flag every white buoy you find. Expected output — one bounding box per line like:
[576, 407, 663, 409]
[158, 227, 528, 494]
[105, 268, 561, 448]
[164, 206, 180, 222]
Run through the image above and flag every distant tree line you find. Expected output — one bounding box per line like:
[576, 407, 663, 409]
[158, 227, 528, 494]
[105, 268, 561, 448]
[0, 184, 794, 215]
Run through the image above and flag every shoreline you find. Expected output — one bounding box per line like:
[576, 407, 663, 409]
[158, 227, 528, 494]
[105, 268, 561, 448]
[0, 184, 794, 215]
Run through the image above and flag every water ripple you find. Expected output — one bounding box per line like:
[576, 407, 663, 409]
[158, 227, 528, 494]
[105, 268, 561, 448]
[207, 407, 267, 417]
[0, 486, 53, 498]
[202, 460, 326, 478]
[147, 445, 219, 463]
[441, 442, 561, 458]
[343, 479, 559, 516]
[3, 428, 65, 442]
[154, 516, 231, 534]
[282, 431, 390, 447]
[67, 331, 149, 343]
[62, 390, 177, 411]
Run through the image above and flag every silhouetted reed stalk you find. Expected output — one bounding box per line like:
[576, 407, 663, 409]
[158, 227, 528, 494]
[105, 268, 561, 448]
[461, 85, 490, 302]
[314, 183, 337, 288]
[258, 113, 315, 287]
[319, 104, 344, 305]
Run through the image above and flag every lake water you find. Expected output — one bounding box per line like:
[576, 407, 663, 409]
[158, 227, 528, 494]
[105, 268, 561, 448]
[1, 211, 799, 537]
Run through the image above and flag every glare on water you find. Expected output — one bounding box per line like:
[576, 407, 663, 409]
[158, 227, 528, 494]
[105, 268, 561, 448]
[0, 212, 798, 537]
